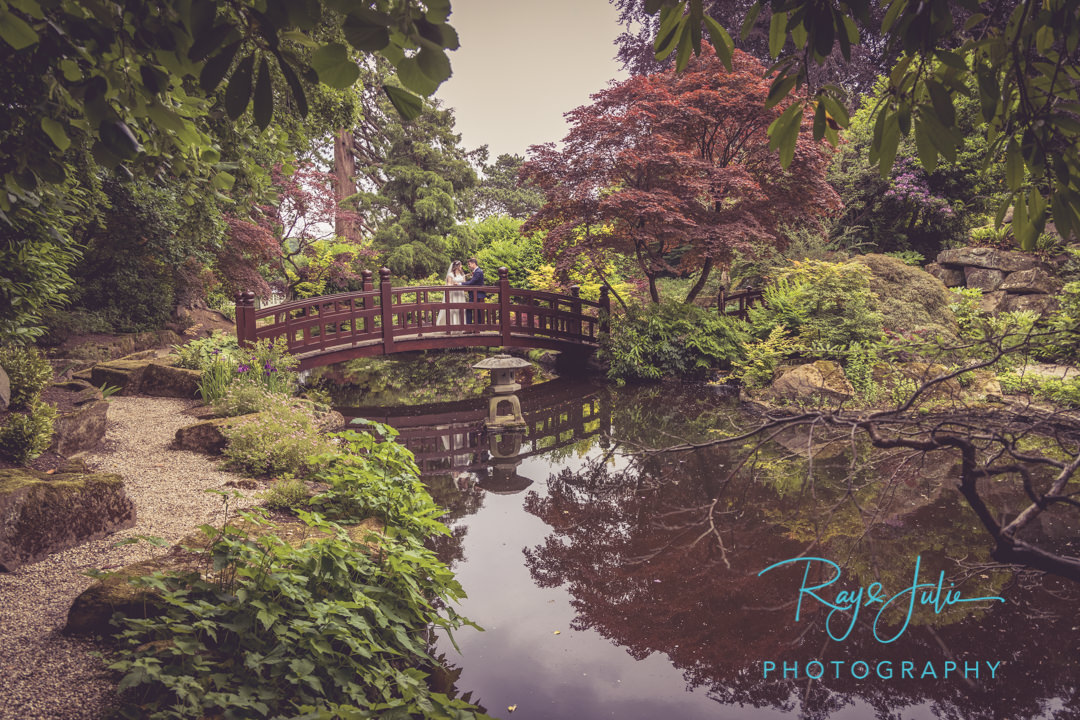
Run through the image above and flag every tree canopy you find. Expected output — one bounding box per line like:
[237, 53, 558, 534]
[637, 0, 1080, 249]
[522, 48, 839, 303]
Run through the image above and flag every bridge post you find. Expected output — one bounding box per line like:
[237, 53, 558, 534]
[234, 291, 256, 347]
[379, 267, 394, 355]
[498, 266, 511, 345]
[358, 269, 373, 335]
[599, 285, 610, 335]
[569, 285, 582, 338]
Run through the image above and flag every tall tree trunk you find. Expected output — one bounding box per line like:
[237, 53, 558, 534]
[648, 273, 660, 303]
[683, 258, 714, 304]
[333, 128, 358, 241]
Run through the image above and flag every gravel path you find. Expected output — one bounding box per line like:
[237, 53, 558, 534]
[0, 397, 259, 720]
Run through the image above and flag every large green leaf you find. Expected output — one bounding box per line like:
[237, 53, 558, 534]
[344, 14, 390, 52]
[395, 56, 439, 96]
[383, 85, 424, 121]
[225, 54, 254, 120]
[200, 41, 241, 93]
[253, 58, 273, 131]
[311, 43, 360, 89]
[0, 9, 38, 50]
[40, 118, 70, 151]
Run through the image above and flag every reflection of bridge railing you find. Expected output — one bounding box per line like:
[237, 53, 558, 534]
[342, 380, 611, 476]
[236, 267, 611, 371]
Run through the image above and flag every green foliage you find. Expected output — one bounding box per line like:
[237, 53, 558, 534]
[221, 397, 334, 477]
[171, 331, 240, 371]
[0, 344, 53, 409]
[262, 475, 309, 511]
[999, 371, 1080, 409]
[109, 511, 486, 720]
[197, 359, 237, 406]
[849, 253, 959, 341]
[0, 398, 57, 464]
[604, 302, 747, 382]
[212, 384, 281, 418]
[884, 250, 925, 266]
[728, 325, 796, 389]
[450, 216, 544, 288]
[461, 152, 544, 220]
[748, 260, 884, 353]
[199, 338, 298, 404]
[843, 341, 881, 404]
[309, 425, 448, 536]
[1037, 281, 1080, 364]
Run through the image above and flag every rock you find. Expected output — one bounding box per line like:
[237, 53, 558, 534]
[50, 399, 109, 457]
[978, 290, 1008, 314]
[999, 268, 1060, 295]
[849, 254, 959, 340]
[315, 409, 346, 433]
[0, 467, 136, 572]
[937, 247, 1044, 273]
[925, 263, 965, 287]
[0, 365, 9, 411]
[872, 362, 963, 405]
[963, 266, 1005, 292]
[90, 358, 151, 395]
[173, 416, 246, 454]
[141, 362, 201, 398]
[769, 360, 854, 403]
[1000, 293, 1061, 315]
[963, 370, 1002, 403]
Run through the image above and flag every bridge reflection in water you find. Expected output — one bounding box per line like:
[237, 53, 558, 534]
[338, 378, 611, 492]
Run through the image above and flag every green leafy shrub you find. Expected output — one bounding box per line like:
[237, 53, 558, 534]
[749, 260, 884, 352]
[883, 250, 925, 266]
[221, 397, 335, 477]
[171, 330, 239, 370]
[0, 399, 57, 464]
[212, 384, 280, 417]
[262, 475, 310, 511]
[197, 358, 236, 405]
[197, 338, 298, 405]
[1037, 281, 1080, 363]
[603, 302, 747, 382]
[999, 371, 1080, 408]
[0, 345, 53, 409]
[310, 424, 445, 536]
[109, 510, 486, 720]
[729, 326, 796, 388]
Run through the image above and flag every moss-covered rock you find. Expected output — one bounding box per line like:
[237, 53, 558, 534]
[173, 416, 248, 454]
[0, 467, 136, 571]
[768, 360, 854, 403]
[90, 358, 151, 395]
[141, 362, 201, 398]
[849, 254, 960, 341]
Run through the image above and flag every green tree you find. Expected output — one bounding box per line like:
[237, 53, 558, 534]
[462, 152, 545, 220]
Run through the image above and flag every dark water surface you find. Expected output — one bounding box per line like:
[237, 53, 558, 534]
[324, 361, 1080, 720]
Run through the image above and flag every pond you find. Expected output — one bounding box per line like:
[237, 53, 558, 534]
[322, 356, 1080, 720]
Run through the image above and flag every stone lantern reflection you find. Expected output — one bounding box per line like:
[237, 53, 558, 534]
[479, 430, 533, 494]
[471, 354, 531, 429]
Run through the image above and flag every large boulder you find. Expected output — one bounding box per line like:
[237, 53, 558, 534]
[90, 358, 151, 395]
[999, 267, 1060, 295]
[963, 266, 1005, 292]
[849, 254, 960, 340]
[141, 362, 201, 398]
[0, 465, 136, 571]
[50, 383, 109, 457]
[769, 360, 854, 404]
[173, 416, 245, 454]
[937, 247, 1044, 273]
[1000, 293, 1061, 315]
[924, 263, 964, 287]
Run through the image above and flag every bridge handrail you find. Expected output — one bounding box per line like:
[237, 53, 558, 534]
[234, 266, 611, 367]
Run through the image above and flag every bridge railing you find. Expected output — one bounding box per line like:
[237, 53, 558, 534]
[235, 266, 611, 357]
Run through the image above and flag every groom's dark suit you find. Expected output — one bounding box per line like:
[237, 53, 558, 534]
[463, 266, 486, 324]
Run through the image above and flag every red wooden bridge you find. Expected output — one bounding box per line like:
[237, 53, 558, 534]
[235, 267, 611, 371]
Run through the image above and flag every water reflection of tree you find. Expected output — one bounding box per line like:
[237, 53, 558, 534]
[522, 448, 1080, 719]
[423, 472, 486, 569]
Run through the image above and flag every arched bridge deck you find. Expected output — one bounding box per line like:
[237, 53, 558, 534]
[236, 267, 611, 370]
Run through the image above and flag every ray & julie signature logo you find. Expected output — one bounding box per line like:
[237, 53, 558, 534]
[755, 554, 1006, 681]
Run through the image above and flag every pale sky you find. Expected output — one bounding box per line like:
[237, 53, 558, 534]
[435, 0, 630, 160]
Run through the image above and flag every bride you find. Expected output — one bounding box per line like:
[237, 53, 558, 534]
[436, 260, 466, 330]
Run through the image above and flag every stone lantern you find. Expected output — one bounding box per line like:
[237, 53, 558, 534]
[471, 354, 531, 429]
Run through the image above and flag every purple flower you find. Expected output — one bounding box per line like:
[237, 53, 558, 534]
[238, 363, 251, 374]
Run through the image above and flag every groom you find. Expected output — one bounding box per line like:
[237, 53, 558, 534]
[463, 258, 486, 325]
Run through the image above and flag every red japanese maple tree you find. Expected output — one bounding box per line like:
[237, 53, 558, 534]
[522, 47, 841, 303]
[216, 163, 369, 300]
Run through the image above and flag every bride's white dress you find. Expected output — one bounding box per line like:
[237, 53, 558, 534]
[436, 273, 465, 329]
